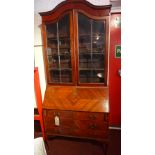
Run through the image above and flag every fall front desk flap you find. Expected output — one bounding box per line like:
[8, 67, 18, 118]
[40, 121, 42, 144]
[43, 86, 109, 113]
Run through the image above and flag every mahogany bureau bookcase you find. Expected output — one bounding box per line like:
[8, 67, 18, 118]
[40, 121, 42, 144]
[39, 0, 111, 154]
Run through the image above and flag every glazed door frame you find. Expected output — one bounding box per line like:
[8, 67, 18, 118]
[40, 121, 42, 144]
[41, 11, 76, 85]
[40, 1, 111, 86]
[73, 10, 110, 86]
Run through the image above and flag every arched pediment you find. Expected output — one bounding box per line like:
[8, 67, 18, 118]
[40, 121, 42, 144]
[39, 0, 111, 22]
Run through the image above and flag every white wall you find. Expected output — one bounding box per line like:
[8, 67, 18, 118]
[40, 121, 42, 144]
[34, 14, 46, 107]
[34, 0, 111, 107]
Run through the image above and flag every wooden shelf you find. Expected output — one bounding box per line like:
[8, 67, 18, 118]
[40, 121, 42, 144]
[79, 45, 104, 48]
[80, 76, 103, 80]
[79, 68, 104, 71]
[48, 81, 72, 84]
[47, 37, 70, 40]
[79, 52, 104, 55]
[49, 68, 72, 71]
[47, 34, 69, 39]
[47, 53, 71, 56]
[79, 33, 104, 37]
[48, 45, 70, 49]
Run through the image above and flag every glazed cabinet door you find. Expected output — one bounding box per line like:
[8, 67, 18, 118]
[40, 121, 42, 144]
[45, 13, 74, 84]
[77, 13, 107, 85]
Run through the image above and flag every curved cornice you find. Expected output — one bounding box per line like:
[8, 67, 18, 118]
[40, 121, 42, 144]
[39, 0, 111, 22]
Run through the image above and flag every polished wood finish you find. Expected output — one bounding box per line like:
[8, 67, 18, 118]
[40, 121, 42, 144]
[42, 11, 75, 85]
[70, 12, 76, 85]
[43, 86, 109, 112]
[43, 86, 109, 144]
[43, 109, 109, 139]
[76, 13, 109, 86]
[40, 0, 111, 22]
[40, 0, 111, 86]
[41, 24, 48, 83]
[73, 10, 79, 83]
[39, 1, 111, 154]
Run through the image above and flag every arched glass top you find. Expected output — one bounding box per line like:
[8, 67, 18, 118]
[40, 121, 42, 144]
[78, 13, 106, 83]
[46, 14, 72, 83]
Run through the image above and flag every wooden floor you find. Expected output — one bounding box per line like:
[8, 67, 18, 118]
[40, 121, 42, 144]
[35, 129, 121, 155]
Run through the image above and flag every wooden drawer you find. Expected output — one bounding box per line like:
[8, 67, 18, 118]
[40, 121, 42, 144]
[74, 119, 108, 139]
[73, 112, 108, 122]
[74, 120, 108, 130]
[43, 110, 74, 131]
[43, 109, 109, 139]
[46, 126, 74, 136]
[44, 117, 73, 131]
[43, 110, 73, 119]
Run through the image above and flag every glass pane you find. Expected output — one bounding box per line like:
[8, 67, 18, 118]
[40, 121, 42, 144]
[78, 13, 105, 84]
[58, 14, 70, 37]
[79, 54, 104, 69]
[61, 70, 72, 83]
[60, 54, 72, 68]
[46, 23, 58, 48]
[46, 13, 72, 83]
[92, 20, 105, 53]
[48, 55, 59, 69]
[79, 70, 104, 83]
[79, 54, 91, 68]
[49, 70, 60, 83]
[78, 14, 91, 51]
[92, 54, 104, 68]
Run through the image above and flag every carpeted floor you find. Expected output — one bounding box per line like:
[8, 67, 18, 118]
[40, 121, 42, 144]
[35, 129, 121, 155]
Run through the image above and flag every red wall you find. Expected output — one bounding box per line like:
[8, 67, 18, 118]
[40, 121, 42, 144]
[109, 13, 121, 126]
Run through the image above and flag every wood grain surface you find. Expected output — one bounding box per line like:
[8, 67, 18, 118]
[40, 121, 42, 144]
[43, 86, 109, 113]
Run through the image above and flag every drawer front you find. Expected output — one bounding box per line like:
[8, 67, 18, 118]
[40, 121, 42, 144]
[43, 109, 109, 139]
[74, 112, 108, 122]
[74, 120, 108, 130]
[44, 117, 73, 131]
[44, 110, 73, 119]
[46, 126, 74, 136]
[43, 110, 74, 131]
[43, 110, 108, 122]
[74, 119, 108, 139]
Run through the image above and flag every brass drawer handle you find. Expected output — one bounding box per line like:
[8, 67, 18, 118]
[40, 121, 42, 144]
[89, 124, 97, 129]
[89, 115, 96, 120]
